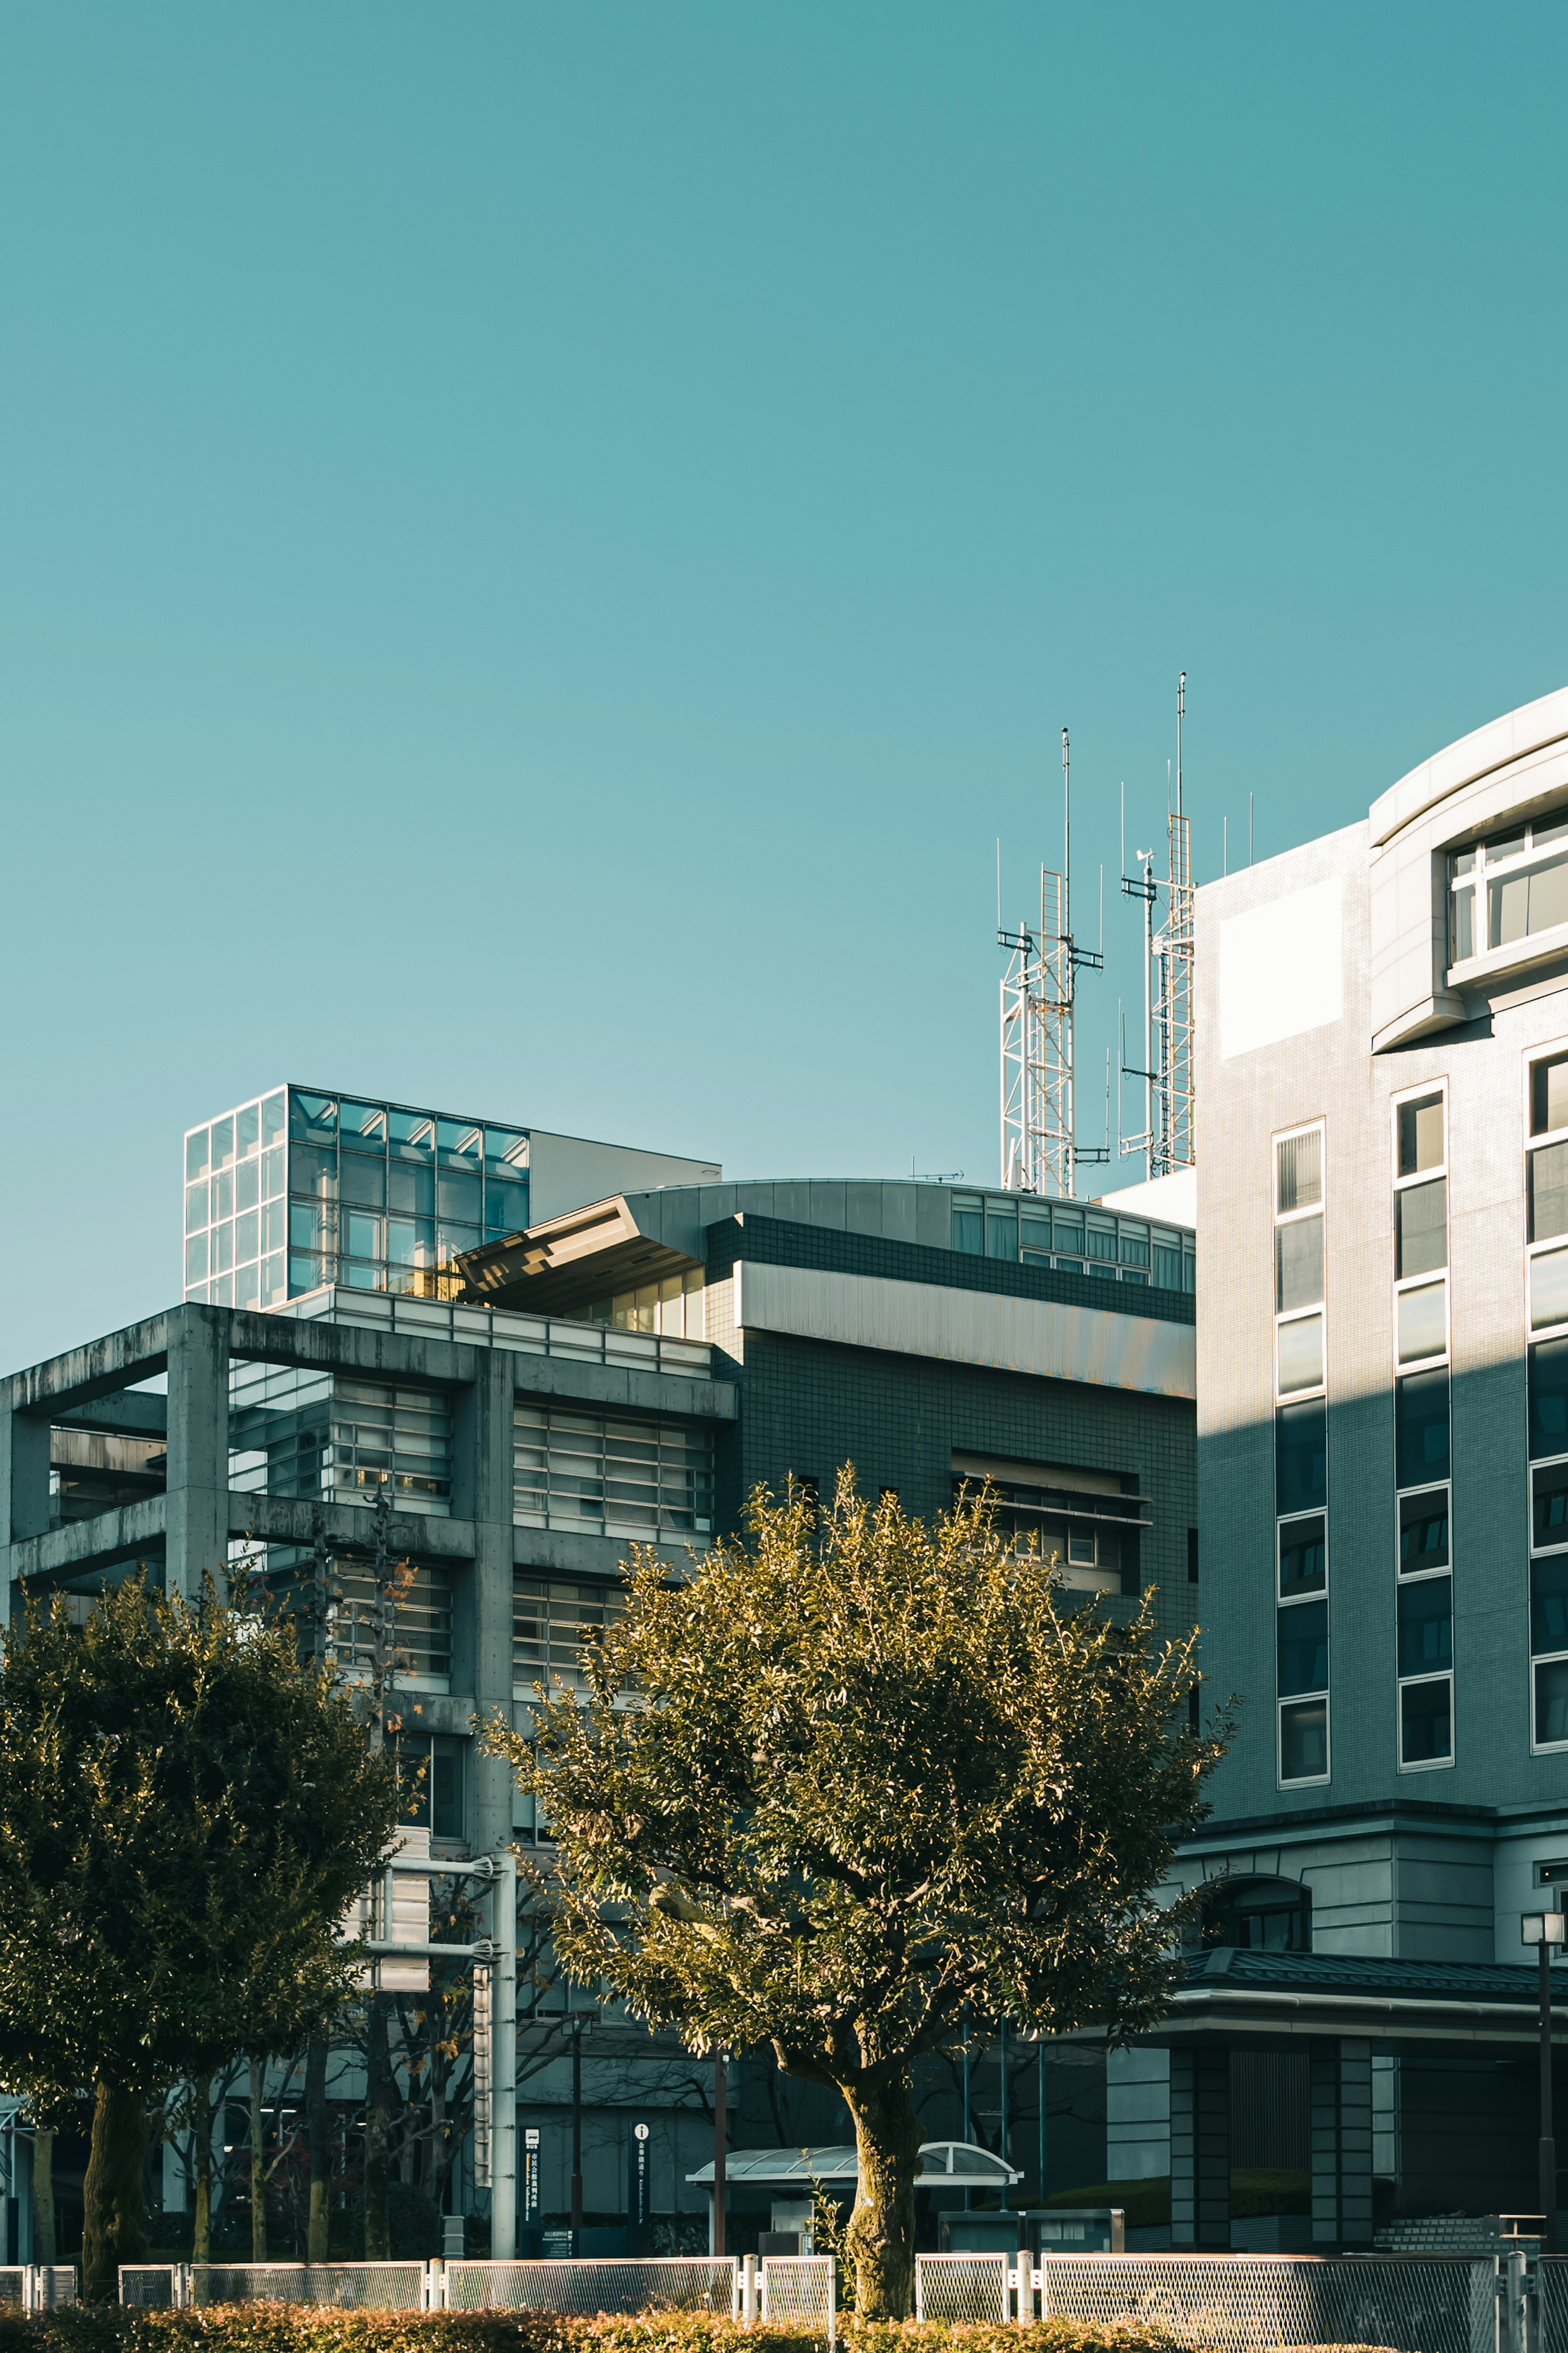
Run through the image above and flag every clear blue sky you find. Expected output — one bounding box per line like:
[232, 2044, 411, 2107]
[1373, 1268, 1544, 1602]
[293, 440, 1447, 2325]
[4, 2, 1567, 1367]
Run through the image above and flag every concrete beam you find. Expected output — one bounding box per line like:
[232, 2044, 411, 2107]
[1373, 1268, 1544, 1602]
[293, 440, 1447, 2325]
[7, 1495, 169, 1585]
[3, 1314, 171, 1418]
[227, 1494, 477, 1560]
[54, 1394, 168, 1440]
[512, 1526, 709, 1579]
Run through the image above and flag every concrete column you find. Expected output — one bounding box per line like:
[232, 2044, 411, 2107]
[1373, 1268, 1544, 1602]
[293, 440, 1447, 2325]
[468, 1349, 517, 1855]
[1311, 2037, 1374, 2249]
[1170, 2046, 1230, 2248]
[164, 1307, 230, 1600]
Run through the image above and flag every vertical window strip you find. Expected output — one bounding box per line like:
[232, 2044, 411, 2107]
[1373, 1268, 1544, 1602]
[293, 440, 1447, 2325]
[1391, 1086, 1452, 1770]
[1275, 1122, 1329, 1786]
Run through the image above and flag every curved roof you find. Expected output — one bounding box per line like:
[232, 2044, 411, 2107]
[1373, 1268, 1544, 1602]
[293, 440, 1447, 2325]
[687, 2138, 1020, 2188]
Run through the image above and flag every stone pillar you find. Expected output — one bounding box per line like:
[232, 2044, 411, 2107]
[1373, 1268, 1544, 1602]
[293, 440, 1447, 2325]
[1311, 2037, 1374, 2248]
[164, 1307, 230, 1600]
[1170, 2046, 1230, 2247]
[466, 1349, 517, 1855]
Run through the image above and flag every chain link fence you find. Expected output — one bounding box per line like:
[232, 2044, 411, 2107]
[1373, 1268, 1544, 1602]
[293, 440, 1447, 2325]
[118, 2262, 428, 2309]
[1039, 2253, 1501, 2353]
[119, 2268, 177, 2307]
[443, 2257, 737, 2315]
[760, 2254, 834, 2339]
[915, 2251, 1010, 2324]
[1534, 2253, 1568, 2351]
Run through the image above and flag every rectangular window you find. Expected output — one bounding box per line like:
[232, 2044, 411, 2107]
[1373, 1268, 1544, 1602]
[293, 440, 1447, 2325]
[1397, 1575, 1452, 1677]
[1395, 1369, 1450, 1489]
[1275, 1122, 1329, 1787]
[1277, 1599, 1328, 1697]
[1277, 1312, 1325, 1396]
[1400, 1675, 1453, 1766]
[985, 1202, 1018, 1260]
[1534, 1053, 1568, 1138]
[1280, 1697, 1328, 1783]
[1276, 1130, 1322, 1214]
[228, 1363, 452, 1517]
[1278, 1513, 1326, 1599]
[1276, 1398, 1327, 1517]
[1276, 1216, 1325, 1312]
[513, 1407, 714, 1539]
[1450, 817, 1568, 969]
[1397, 1178, 1448, 1277]
[1399, 1485, 1450, 1575]
[513, 1576, 627, 1695]
[951, 1195, 983, 1256]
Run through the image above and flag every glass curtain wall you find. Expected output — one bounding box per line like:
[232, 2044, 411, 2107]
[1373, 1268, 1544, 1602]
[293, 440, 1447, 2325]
[1392, 1085, 1453, 1769]
[185, 1086, 529, 1305]
[950, 1192, 1194, 1291]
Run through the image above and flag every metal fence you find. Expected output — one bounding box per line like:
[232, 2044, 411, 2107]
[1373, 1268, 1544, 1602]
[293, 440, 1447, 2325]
[915, 2250, 1011, 2325]
[118, 2262, 430, 2310]
[0, 2268, 76, 2312]
[1535, 2253, 1568, 2352]
[760, 2254, 835, 2339]
[443, 2257, 737, 2316]
[1039, 2253, 1502, 2353]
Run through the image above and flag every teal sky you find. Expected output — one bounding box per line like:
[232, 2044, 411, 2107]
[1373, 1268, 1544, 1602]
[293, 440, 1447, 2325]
[4, 3, 1567, 1365]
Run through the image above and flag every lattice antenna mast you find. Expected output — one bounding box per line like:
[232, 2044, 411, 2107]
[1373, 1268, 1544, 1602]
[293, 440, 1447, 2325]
[1000, 728, 1102, 1195]
[1160, 669, 1196, 1169]
[1119, 845, 1158, 1177]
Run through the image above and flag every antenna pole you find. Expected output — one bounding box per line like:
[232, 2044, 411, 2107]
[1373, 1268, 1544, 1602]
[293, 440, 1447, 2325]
[1176, 671, 1185, 819]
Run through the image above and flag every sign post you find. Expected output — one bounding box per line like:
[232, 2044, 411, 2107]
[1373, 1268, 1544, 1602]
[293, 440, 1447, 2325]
[523, 2128, 541, 2239]
[629, 2120, 653, 2254]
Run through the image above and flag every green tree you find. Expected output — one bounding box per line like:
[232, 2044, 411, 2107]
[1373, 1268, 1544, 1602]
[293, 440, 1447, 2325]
[486, 1476, 1225, 2320]
[0, 1572, 402, 2301]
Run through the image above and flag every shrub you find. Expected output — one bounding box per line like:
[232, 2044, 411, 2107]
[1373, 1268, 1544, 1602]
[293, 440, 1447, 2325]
[0, 2311, 1205, 2353]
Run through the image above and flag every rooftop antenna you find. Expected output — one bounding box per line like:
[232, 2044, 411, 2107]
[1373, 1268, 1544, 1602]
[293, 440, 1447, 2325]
[1121, 668, 1196, 1178]
[999, 724, 1101, 1196]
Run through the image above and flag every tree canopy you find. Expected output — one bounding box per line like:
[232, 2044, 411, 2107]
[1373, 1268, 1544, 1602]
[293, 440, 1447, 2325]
[0, 1571, 403, 2297]
[488, 1475, 1225, 2319]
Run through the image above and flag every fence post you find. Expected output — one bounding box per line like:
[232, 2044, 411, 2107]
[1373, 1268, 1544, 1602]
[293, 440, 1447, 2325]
[826, 2253, 836, 2346]
[741, 2251, 759, 2324]
[914, 2253, 924, 2324]
[1013, 2254, 1031, 2326]
[177, 2264, 193, 2310]
[1506, 2249, 1530, 2353]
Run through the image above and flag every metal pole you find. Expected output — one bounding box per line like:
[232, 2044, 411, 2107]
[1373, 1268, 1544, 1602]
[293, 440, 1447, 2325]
[998, 2020, 1008, 2212]
[570, 2024, 584, 2248]
[713, 2052, 728, 2258]
[1543, 1938, 1558, 2254]
[1037, 2042, 1046, 2207]
[491, 1850, 517, 2258]
[962, 2013, 971, 2212]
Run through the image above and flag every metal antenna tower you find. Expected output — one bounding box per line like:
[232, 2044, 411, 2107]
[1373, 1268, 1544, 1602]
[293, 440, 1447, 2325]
[998, 727, 1102, 1195]
[1119, 670, 1197, 1177]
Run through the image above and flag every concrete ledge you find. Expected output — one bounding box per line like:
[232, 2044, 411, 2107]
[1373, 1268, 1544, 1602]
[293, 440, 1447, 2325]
[6, 1494, 170, 1583]
[228, 1494, 478, 1558]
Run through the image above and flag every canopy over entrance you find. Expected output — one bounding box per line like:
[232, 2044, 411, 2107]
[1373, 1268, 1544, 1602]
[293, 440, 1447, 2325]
[687, 2139, 1020, 2189]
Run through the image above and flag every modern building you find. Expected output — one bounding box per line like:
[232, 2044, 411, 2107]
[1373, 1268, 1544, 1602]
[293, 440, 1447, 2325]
[2, 1153, 1197, 2245]
[181, 1082, 720, 1312]
[1107, 680, 1568, 2250]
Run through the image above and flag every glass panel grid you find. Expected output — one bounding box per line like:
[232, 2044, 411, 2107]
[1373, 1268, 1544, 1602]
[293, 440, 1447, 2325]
[513, 1406, 714, 1539]
[1275, 1123, 1327, 1786]
[229, 1361, 452, 1516]
[1450, 813, 1568, 966]
[513, 1577, 627, 1693]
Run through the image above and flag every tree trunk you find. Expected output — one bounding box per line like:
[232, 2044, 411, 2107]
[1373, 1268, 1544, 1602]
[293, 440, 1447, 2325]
[840, 2069, 924, 2321]
[192, 2073, 212, 2265]
[363, 1992, 391, 2259]
[81, 2079, 149, 2304]
[305, 2037, 330, 2263]
[32, 2127, 55, 2264]
[249, 2060, 267, 2261]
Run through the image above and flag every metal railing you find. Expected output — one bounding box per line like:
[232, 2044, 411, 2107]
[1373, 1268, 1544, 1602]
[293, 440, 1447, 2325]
[119, 2261, 430, 2309]
[443, 2256, 737, 2315]
[915, 2250, 1010, 2324]
[760, 2254, 835, 2339]
[0, 2269, 75, 2313]
[1038, 2253, 1502, 2353]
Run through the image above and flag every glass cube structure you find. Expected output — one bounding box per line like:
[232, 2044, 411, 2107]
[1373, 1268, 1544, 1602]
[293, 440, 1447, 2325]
[183, 1084, 530, 1307]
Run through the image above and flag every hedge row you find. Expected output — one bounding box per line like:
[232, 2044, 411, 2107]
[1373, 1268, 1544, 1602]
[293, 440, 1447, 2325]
[0, 2313, 1404, 2353]
[0, 2314, 1198, 2353]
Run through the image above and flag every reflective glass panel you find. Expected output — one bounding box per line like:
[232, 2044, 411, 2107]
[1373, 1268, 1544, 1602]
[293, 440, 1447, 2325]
[235, 1158, 260, 1214]
[185, 1233, 208, 1284]
[261, 1145, 285, 1200]
[1119, 1224, 1150, 1268]
[290, 1093, 336, 1141]
[1280, 1698, 1327, 1781]
[438, 1169, 482, 1223]
[236, 1102, 259, 1158]
[1399, 1485, 1449, 1574]
[234, 1262, 261, 1311]
[1276, 1313, 1324, 1396]
[1400, 1676, 1452, 1764]
[185, 1180, 209, 1234]
[1395, 1368, 1450, 1488]
[1534, 1056, 1568, 1139]
[261, 1091, 286, 1146]
[1020, 1212, 1051, 1256]
[1398, 1278, 1448, 1364]
[1278, 1513, 1326, 1599]
[951, 1200, 983, 1255]
[1278, 1599, 1328, 1697]
[1535, 1247, 1568, 1334]
[291, 1143, 337, 1199]
[1086, 1218, 1117, 1263]
[389, 1109, 435, 1158]
[341, 1101, 387, 1145]
[1531, 1142, 1568, 1242]
[262, 1200, 286, 1253]
[1533, 1558, 1568, 1660]
[345, 1211, 382, 1260]
[212, 1115, 235, 1170]
[438, 1220, 480, 1263]
[986, 1204, 1017, 1259]
[1531, 1338, 1568, 1463]
[1396, 1094, 1443, 1178]
[260, 1253, 286, 1307]
[235, 1209, 260, 1264]
[1276, 1214, 1324, 1311]
[210, 1273, 233, 1307]
[1053, 1209, 1084, 1256]
[212, 1220, 234, 1274]
[1535, 1462, 1568, 1552]
[486, 1128, 529, 1175]
[186, 1128, 210, 1182]
[389, 1162, 434, 1216]
[1276, 1399, 1327, 1516]
[1397, 1576, 1452, 1676]
[212, 1168, 233, 1224]
[1451, 886, 1474, 963]
[1397, 1178, 1446, 1277]
[437, 1119, 482, 1166]
[1276, 1131, 1321, 1213]
[341, 1153, 387, 1209]
[1537, 1659, 1568, 1746]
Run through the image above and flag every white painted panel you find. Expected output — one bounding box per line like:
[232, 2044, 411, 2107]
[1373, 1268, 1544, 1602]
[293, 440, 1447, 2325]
[733, 1263, 1195, 1399]
[1220, 878, 1345, 1059]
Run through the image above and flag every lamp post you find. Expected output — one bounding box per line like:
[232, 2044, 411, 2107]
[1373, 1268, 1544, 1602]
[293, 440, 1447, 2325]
[566, 2011, 597, 2254]
[1521, 1910, 1565, 2253]
[713, 2051, 728, 2259]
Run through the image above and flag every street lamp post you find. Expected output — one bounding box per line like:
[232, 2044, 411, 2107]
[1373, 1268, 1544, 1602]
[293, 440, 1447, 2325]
[567, 2012, 597, 2254]
[1522, 1910, 1566, 2253]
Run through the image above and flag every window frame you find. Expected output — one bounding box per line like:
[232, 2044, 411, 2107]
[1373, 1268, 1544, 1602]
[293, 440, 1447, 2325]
[1388, 1081, 1454, 1772]
[1527, 1046, 1568, 1754]
[1273, 1120, 1330, 1788]
[1448, 811, 1568, 979]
